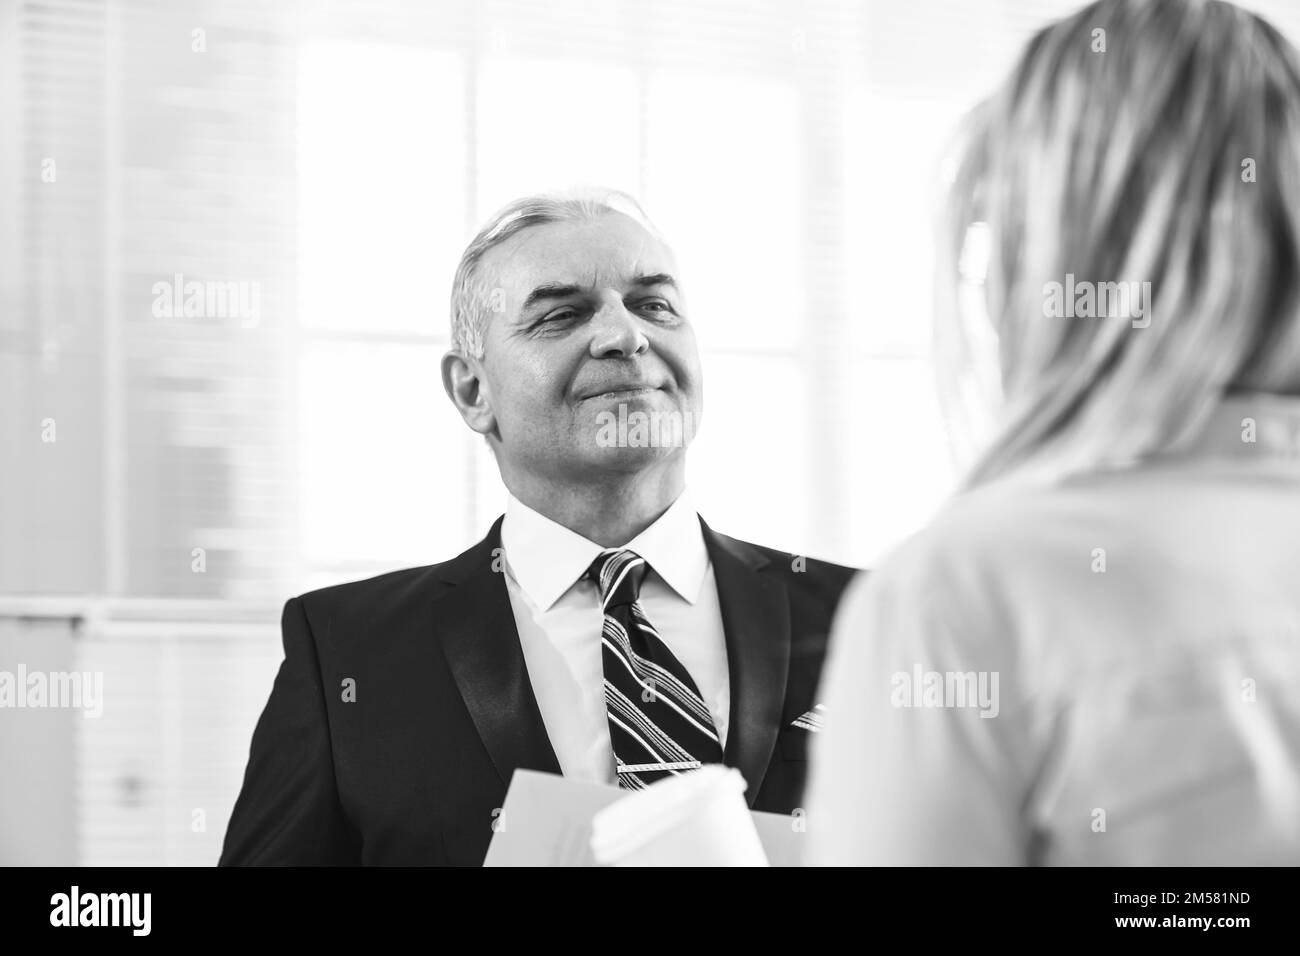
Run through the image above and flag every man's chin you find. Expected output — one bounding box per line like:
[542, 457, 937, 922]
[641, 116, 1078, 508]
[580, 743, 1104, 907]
[580, 441, 685, 474]
[581, 398, 698, 453]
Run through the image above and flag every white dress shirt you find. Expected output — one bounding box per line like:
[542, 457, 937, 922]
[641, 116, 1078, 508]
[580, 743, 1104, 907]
[500, 489, 730, 785]
[807, 393, 1300, 865]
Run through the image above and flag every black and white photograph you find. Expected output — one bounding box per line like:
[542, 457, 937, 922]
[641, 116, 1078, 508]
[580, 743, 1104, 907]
[1, 0, 1297, 932]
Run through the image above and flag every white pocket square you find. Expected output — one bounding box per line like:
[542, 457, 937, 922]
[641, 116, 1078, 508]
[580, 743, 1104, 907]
[790, 704, 826, 732]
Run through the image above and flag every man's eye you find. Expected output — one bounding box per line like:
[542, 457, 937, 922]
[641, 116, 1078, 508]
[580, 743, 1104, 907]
[540, 309, 579, 324]
[637, 299, 672, 314]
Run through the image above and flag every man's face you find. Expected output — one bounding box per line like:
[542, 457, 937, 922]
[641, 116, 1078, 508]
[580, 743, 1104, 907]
[474, 212, 702, 483]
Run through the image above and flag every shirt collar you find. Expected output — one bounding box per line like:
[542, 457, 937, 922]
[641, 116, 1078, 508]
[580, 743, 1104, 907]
[501, 489, 709, 612]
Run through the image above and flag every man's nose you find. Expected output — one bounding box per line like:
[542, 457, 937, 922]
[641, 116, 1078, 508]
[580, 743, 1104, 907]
[588, 298, 649, 358]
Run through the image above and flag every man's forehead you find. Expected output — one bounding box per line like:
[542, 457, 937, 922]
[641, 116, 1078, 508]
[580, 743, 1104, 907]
[485, 214, 676, 291]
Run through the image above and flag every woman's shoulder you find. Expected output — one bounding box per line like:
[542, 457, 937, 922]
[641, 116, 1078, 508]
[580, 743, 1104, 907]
[867, 479, 1094, 591]
[844, 473, 1138, 647]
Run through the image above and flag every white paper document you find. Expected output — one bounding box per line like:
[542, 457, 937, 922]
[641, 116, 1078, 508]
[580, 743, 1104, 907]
[483, 769, 808, 866]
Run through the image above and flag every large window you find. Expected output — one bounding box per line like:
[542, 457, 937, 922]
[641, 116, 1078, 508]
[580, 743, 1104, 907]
[294, 5, 950, 584]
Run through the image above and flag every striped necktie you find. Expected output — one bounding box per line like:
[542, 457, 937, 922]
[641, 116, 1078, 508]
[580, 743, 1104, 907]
[588, 548, 724, 790]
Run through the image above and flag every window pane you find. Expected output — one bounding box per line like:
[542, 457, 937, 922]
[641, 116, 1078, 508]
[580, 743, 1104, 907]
[476, 56, 641, 210]
[847, 357, 954, 565]
[843, 86, 966, 355]
[298, 341, 470, 583]
[299, 40, 465, 335]
[689, 353, 809, 554]
[646, 71, 803, 351]
[77, 630, 283, 866]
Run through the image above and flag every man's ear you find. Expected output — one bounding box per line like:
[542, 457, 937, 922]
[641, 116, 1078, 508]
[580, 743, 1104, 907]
[441, 350, 497, 439]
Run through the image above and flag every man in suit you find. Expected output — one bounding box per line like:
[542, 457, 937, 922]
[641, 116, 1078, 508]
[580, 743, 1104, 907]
[220, 189, 857, 865]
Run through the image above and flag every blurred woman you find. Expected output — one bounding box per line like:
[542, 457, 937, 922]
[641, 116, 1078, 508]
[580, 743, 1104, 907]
[806, 0, 1300, 865]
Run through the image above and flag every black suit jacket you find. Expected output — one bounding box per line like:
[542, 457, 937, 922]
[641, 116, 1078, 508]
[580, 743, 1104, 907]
[219, 516, 857, 866]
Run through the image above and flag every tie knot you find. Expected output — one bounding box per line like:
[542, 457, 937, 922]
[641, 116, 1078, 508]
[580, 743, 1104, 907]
[586, 549, 648, 609]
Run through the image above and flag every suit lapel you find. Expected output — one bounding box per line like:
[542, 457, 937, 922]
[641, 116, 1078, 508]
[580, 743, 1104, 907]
[435, 515, 792, 803]
[703, 519, 791, 807]
[436, 517, 562, 787]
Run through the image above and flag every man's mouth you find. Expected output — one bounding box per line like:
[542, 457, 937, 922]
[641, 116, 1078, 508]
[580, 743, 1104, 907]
[577, 385, 660, 401]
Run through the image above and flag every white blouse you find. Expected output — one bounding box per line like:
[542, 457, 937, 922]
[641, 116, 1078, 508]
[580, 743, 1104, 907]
[805, 394, 1300, 865]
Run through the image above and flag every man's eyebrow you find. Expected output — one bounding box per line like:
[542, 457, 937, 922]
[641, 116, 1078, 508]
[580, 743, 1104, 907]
[519, 275, 678, 313]
[520, 283, 585, 313]
[630, 273, 677, 291]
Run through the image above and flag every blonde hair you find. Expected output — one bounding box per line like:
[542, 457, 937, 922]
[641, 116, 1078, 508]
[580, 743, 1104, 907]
[937, 0, 1300, 489]
[449, 188, 661, 359]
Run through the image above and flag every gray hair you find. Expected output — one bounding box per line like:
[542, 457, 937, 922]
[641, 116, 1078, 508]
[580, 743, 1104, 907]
[449, 188, 663, 359]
